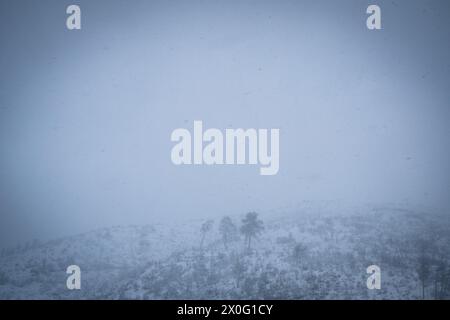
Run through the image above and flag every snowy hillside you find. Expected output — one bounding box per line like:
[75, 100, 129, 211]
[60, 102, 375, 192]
[0, 203, 449, 299]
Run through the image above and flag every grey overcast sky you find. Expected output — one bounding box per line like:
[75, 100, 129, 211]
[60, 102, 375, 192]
[1, 0, 450, 246]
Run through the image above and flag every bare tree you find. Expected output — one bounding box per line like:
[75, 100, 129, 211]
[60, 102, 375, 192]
[240, 212, 264, 251]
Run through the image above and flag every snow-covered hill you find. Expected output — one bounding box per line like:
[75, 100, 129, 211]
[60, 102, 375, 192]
[1, 203, 449, 299]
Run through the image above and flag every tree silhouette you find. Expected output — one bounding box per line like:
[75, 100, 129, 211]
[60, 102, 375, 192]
[219, 216, 238, 249]
[199, 220, 214, 249]
[240, 212, 264, 251]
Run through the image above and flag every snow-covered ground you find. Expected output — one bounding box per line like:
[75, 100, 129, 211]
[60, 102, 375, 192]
[0, 202, 449, 299]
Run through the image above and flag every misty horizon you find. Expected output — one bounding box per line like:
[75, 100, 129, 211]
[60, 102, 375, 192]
[1, 0, 450, 248]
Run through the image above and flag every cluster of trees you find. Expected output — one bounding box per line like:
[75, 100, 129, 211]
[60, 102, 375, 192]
[199, 212, 264, 251]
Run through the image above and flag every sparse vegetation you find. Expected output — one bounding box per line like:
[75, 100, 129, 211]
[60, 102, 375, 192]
[0, 205, 449, 299]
